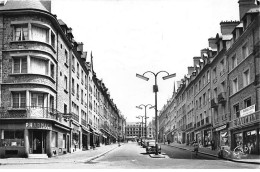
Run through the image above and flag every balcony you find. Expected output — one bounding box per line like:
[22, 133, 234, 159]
[211, 98, 218, 108]
[71, 112, 79, 122]
[0, 106, 63, 122]
[218, 92, 226, 104]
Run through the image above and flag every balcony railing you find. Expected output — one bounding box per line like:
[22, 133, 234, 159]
[71, 112, 79, 122]
[0, 106, 63, 122]
[218, 92, 226, 104]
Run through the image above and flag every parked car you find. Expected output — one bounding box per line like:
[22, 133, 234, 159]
[146, 140, 161, 154]
[142, 140, 148, 148]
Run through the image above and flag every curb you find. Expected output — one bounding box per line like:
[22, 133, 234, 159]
[0, 145, 119, 166]
[166, 144, 260, 165]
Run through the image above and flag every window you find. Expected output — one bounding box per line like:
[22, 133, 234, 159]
[234, 104, 239, 118]
[244, 98, 251, 108]
[207, 71, 210, 83]
[77, 84, 79, 100]
[221, 81, 225, 92]
[50, 63, 54, 78]
[64, 75, 68, 91]
[51, 32, 55, 48]
[213, 67, 216, 79]
[77, 63, 79, 78]
[65, 50, 68, 65]
[243, 69, 250, 87]
[13, 57, 27, 74]
[72, 78, 75, 94]
[231, 55, 237, 69]
[85, 75, 87, 89]
[30, 57, 48, 75]
[31, 93, 44, 107]
[81, 89, 83, 104]
[4, 130, 24, 139]
[72, 55, 75, 72]
[31, 25, 49, 43]
[242, 43, 249, 59]
[12, 92, 26, 108]
[64, 104, 67, 114]
[220, 59, 225, 75]
[232, 78, 238, 94]
[81, 70, 84, 84]
[15, 25, 28, 41]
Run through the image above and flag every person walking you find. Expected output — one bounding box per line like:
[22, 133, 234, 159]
[193, 140, 199, 156]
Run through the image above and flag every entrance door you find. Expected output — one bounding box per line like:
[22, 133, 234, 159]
[67, 135, 70, 152]
[32, 130, 46, 154]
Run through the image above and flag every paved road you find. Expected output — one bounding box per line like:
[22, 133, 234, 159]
[0, 142, 259, 169]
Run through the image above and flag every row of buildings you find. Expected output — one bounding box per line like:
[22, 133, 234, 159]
[0, 0, 126, 158]
[159, 0, 260, 157]
[125, 121, 154, 141]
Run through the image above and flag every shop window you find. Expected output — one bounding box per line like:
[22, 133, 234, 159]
[51, 131, 58, 147]
[15, 24, 28, 41]
[12, 92, 26, 108]
[244, 130, 257, 154]
[63, 134, 66, 149]
[0, 130, 24, 147]
[234, 133, 243, 149]
[220, 131, 228, 146]
[13, 57, 27, 74]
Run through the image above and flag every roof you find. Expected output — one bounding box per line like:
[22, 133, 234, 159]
[0, 0, 51, 12]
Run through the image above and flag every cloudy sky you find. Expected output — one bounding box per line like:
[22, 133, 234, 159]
[52, 0, 239, 123]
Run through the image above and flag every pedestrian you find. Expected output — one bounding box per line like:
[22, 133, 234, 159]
[211, 140, 215, 150]
[193, 140, 199, 156]
[168, 139, 170, 145]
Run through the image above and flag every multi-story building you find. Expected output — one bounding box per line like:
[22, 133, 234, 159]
[227, 0, 260, 155]
[0, 0, 124, 158]
[159, 0, 260, 158]
[125, 122, 143, 141]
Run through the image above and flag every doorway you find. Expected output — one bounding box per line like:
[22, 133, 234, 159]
[29, 130, 46, 154]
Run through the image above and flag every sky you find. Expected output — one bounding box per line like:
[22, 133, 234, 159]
[52, 0, 239, 123]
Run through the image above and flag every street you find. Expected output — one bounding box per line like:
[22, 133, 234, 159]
[0, 142, 259, 169]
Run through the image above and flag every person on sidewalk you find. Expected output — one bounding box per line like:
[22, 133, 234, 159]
[193, 140, 199, 156]
[211, 140, 215, 150]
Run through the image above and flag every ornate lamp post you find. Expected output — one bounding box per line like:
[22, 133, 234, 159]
[136, 104, 153, 139]
[136, 71, 176, 155]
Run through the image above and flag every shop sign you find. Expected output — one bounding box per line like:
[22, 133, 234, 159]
[233, 112, 258, 127]
[240, 104, 255, 117]
[26, 122, 52, 130]
[215, 125, 227, 132]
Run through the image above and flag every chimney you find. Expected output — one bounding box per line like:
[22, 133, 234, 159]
[193, 57, 201, 68]
[187, 66, 194, 76]
[40, 0, 51, 12]
[208, 38, 217, 50]
[77, 42, 84, 54]
[220, 21, 240, 35]
[238, 0, 259, 20]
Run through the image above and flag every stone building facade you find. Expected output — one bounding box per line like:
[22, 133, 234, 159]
[0, 0, 125, 158]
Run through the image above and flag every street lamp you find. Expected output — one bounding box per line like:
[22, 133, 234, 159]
[136, 104, 153, 140]
[136, 71, 176, 155]
[136, 115, 145, 138]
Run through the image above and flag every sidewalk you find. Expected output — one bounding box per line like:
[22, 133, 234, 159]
[164, 142, 260, 165]
[0, 143, 119, 165]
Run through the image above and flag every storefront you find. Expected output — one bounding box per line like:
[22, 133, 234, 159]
[81, 125, 90, 150]
[71, 122, 80, 152]
[203, 129, 212, 147]
[0, 120, 71, 158]
[213, 124, 229, 150]
[230, 111, 260, 156]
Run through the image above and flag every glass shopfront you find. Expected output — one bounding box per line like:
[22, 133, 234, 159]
[220, 130, 229, 147]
